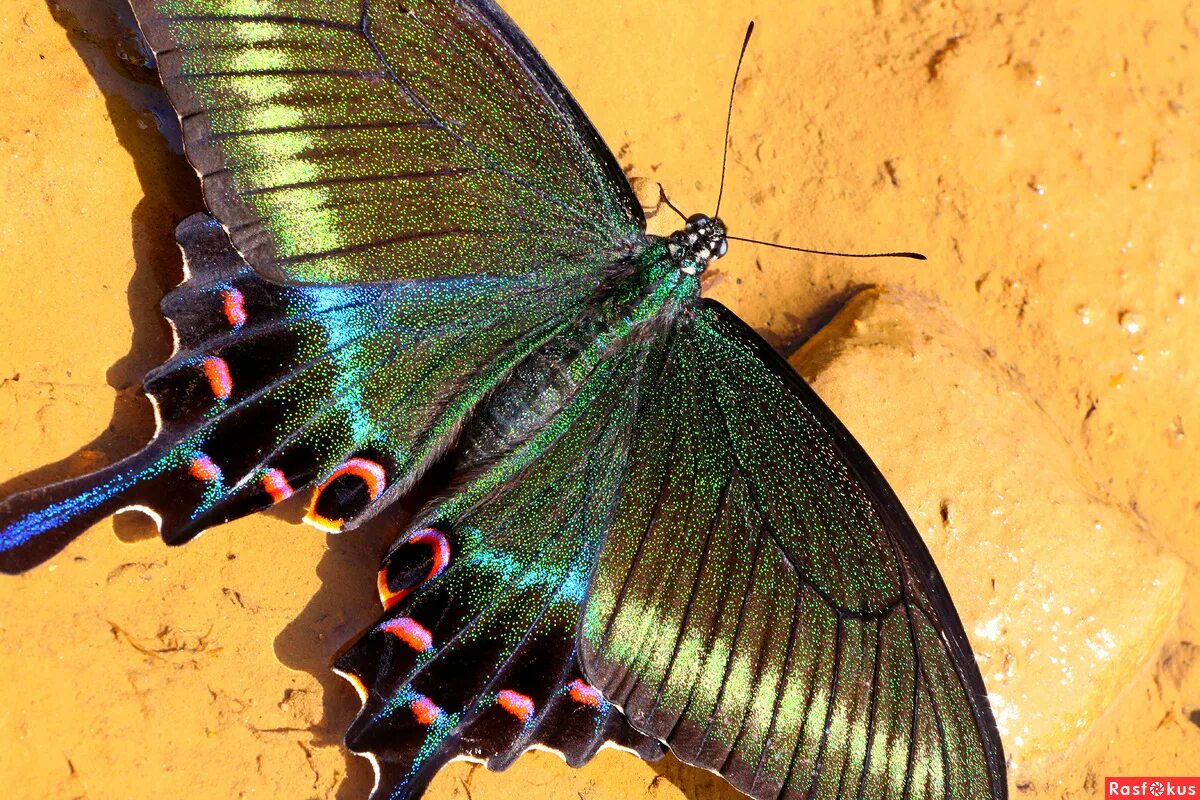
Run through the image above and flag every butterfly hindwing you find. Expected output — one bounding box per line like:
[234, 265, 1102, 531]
[578, 300, 1006, 800]
[0, 212, 594, 568]
[333, 335, 667, 799]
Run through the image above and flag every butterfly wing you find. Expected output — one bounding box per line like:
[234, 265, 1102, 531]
[0, 0, 645, 570]
[333, 329, 668, 799]
[131, 0, 643, 283]
[579, 300, 1007, 800]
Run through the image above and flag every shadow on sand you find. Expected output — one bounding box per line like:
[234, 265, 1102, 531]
[0, 0, 197, 546]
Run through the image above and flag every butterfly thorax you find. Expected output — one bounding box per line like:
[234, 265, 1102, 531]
[455, 244, 698, 466]
[666, 213, 728, 275]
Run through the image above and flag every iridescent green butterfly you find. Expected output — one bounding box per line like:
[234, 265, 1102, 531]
[0, 1, 1006, 798]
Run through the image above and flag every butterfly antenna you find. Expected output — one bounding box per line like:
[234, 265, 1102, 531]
[711, 23, 924, 262]
[657, 183, 688, 221]
[725, 235, 927, 260]
[714, 21, 755, 219]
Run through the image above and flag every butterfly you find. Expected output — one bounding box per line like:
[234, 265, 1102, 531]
[0, 1, 1007, 799]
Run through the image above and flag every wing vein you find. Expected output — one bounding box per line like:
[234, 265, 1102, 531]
[242, 166, 474, 196]
[698, 498, 763, 755]
[209, 120, 435, 142]
[748, 573, 804, 794]
[855, 622, 886, 800]
[594, 405, 682, 659]
[161, 13, 360, 32]
[923, 678, 954, 800]
[176, 67, 385, 80]
[649, 475, 729, 721]
[272, 229, 489, 266]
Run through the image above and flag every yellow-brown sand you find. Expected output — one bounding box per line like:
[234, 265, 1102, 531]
[0, 1, 1196, 798]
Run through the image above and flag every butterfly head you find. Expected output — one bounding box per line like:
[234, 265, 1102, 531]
[668, 213, 728, 275]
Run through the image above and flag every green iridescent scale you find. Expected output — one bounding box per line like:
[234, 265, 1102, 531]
[142, 0, 642, 284]
[0, 1, 1007, 799]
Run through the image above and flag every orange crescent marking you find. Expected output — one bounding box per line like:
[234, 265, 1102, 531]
[261, 469, 294, 504]
[188, 455, 221, 482]
[496, 689, 535, 722]
[202, 357, 233, 400]
[222, 288, 247, 329]
[378, 617, 432, 652]
[409, 528, 451, 578]
[568, 679, 603, 708]
[304, 508, 344, 533]
[409, 695, 442, 726]
[377, 567, 405, 610]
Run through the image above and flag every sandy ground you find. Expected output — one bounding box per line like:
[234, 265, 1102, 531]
[0, 0, 1196, 798]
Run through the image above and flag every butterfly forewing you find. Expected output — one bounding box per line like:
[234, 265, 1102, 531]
[579, 301, 1006, 800]
[130, 0, 644, 283]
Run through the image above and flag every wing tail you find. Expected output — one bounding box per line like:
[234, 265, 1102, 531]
[0, 448, 168, 573]
[0, 214, 295, 568]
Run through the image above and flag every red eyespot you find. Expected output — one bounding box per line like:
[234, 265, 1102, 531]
[189, 455, 221, 482]
[568, 679, 603, 708]
[377, 527, 451, 609]
[305, 457, 388, 532]
[409, 695, 442, 726]
[260, 468, 294, 503]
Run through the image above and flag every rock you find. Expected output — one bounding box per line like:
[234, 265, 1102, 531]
[789, 287, 1185, 779]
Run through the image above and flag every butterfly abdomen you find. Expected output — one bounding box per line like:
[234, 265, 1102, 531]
[458, 251, 687, 465]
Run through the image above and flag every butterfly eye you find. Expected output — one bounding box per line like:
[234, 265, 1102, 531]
[686, 213, 711, 229]
[715, 238, 728, 258]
